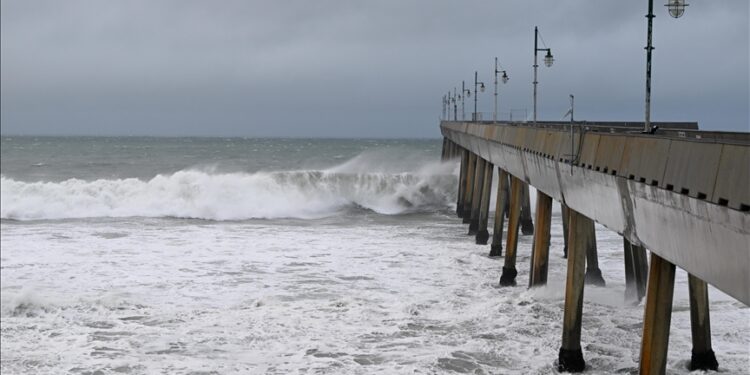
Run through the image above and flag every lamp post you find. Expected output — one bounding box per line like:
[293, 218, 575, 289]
[644, 0, 688, 133]
[450, 92, 455, 121]
[533, 26, 554, 125]
[473, 71, 485, 121]
[453, 87, 459, 121]
[442, 95, 447, 120]
[494, 57, 509, 123]
[461, 81, 471, 121]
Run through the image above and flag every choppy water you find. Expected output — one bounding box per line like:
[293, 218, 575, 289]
[1, 137, 748, 374]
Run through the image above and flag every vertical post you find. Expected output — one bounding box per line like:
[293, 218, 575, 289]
[529, 190, 552, 287]
[688, 274, 718, 371]
[624, 238, 636, 301]
[463, 152, 476, 223]
[453, 88, 459, 121]
[499, 176, 522, 286]
[533, 26, 539, 125]
[561, 203, 570, 258]
[461, 81, 466, 121]
[520, 183, 534, 235]
[469, 157, 486, 235]
[639, 252, 676, 375]
[584, 223, 606, 286]
[644, 0, 654, 133]
[441, 138, 447, 161]
[457, 149, 468, 218]
[557, 208, 591, 373]
[494, 57, 498, 123]
[476, 162, 494, 245]
[490, 168, 509, 256]
[473, 71, 478, 121]
[624, 238, 649, 303]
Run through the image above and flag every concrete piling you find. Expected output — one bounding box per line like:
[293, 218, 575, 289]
[584, 223, 606, 286]
[462, 153, 476, 223]
[624, 238, 649, 303]
[520, 183, 534, 235]
[441, 138, 447, 161]
[561, 204, 570, 258]
[499, 175, 523, 286]
[490, 168, 510, 256]
[529, 190, 552, 287]
[468, 157, 486, 235]
[476, 162, 494, 245]
[639, 253, 676, 375]
[558, 208, 592, 373]
[688, 274, 719, 371]
[457, 149, 468, 218]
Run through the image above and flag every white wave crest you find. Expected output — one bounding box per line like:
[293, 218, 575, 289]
[1, 160, 458, 221]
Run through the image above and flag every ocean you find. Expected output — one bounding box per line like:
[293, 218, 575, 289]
[1, 136, 748, 374]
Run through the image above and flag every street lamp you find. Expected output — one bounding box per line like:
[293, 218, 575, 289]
[448, 90, 455, 121]
[442, 95, 447, 120]
[494, 57, 509, 123]
[461, 81, 471, 121]
[473, 71, 485, 121]
[533, 26, 554, 125]
[453, 87, 459, 121]
[644, 0, 688, 133]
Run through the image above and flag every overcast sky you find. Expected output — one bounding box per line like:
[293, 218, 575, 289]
[1, 1, 748, 137]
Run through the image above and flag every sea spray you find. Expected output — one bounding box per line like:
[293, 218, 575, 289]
[1, 157, 458, 221]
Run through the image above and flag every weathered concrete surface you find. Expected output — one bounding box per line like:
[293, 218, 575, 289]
[442, 121, 750, 305]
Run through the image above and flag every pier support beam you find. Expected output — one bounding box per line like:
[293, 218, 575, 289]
[639, 253, 676, 375]
[561, 204, 570, 258]
[490, 168, 509, 256]
[529, 190, 552, 287]
[468, 157, 486, 235]
[520, 183, 534, 235]
[441, 138, 448, 161]
[499, 175, 522, 286]
[558, 208, 592, 373]
[462, 152, 476, 223]
[456, 149, 468, 218]
[624, 238, 649, 303]
[476, 162, 494, 245]
[688, 274, 718, 371]
[584, 224, 606, 286]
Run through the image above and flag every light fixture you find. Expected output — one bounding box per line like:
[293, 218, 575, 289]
[666, 0, 688, 18]
[544, 50, 554, 67]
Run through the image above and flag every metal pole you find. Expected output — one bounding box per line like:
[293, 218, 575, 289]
[533, 26, 539, 125]
[494, 57, 498, 123]
[644, 0, 655, 133]
[453, 87, 458, 121]
[474, 71, 478, 121]
[456, 87, 458, 121]
[441, 96, 443, 120]
[570, 94, 574, 165]
[461, 81, 466, 121]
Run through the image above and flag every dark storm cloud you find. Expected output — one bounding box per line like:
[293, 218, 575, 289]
[1, 0, 748, 137]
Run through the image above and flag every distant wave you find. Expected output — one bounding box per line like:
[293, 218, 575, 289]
[1, 157, 458, 221]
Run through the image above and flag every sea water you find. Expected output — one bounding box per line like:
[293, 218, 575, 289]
[1, 137, 748, 374]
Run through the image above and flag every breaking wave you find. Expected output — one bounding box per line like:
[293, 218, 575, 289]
[1, 157, 458, 221]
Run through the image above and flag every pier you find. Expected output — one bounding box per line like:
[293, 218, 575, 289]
[440, 120, 749, 374]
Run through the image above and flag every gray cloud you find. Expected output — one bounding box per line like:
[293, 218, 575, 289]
[1, 0, 748, 137]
